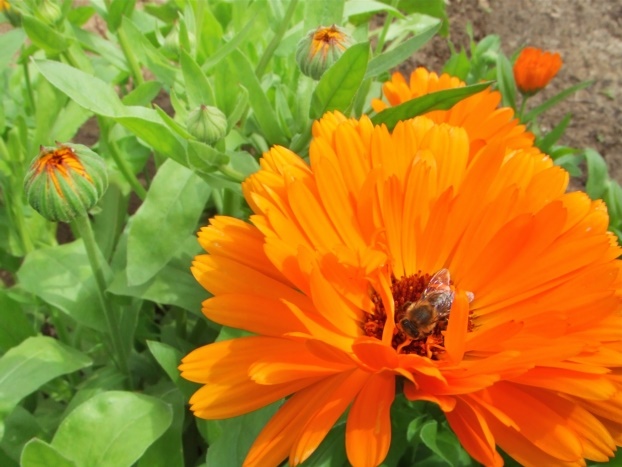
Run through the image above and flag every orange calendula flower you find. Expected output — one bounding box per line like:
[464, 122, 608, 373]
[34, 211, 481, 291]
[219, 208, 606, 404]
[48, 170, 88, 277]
[180, 112, 622, 466]
[0, 0, 9, 11]
[24, 143, 108, 223]
[513, 46, 562, 95]
[372, 67, 534, 156]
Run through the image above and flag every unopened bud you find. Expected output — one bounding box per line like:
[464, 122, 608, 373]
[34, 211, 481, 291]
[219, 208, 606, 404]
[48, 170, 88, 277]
[296, 25, 352, 80]
[36, 0, 62, 26]
[24, 143, 108, 223]
[186, 105, 228, 145]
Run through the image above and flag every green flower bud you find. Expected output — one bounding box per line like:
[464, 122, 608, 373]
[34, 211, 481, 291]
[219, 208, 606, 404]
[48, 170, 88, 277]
[186, 105, 228, 145]
[24, 143, 108, 223]
[1, 0, 22, 27]
[296, 25, 352, 80]
[36, 0, 62, 26]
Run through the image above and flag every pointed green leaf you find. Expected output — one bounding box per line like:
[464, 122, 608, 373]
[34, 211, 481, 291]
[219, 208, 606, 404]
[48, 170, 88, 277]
[496, 52, 516, 110]
[523, 81, 592, 122]
[34, 60, 126, 117]
[0, 29, 26, 70]
[537, 113, 572, 155]
[0, 290, 36, 353]
[21, 14, 69, 54]
[51, 391, 172, 467]
[365, 24, 440, 80]
[303, 0, 345, 32]
[371, 82, 492, 130]
[122, 81, 163, 106]
[310, 42, 371, 119]
[0, 336, 91, 415]
[181, 50, 216, 108]
[126, 159, 211, 286]
[187, 140, 230, 173]
[585, 148, 609, 200]
[17, 241, 108, 331]
[228, 50, 287, 145]
[21, 439, 76, 467]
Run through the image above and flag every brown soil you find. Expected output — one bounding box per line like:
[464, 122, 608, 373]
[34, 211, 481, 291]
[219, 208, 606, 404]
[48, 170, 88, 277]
[415, 0, 622, 184]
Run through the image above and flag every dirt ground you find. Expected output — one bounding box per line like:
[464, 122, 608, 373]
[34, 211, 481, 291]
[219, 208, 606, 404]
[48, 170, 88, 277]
[415, 0, 622, 184]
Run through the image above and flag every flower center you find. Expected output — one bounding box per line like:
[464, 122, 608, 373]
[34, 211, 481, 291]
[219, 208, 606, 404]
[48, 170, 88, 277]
[365, 271, 472, 359]
[311, 26, 347, 57]
[36, 146, 91, 194]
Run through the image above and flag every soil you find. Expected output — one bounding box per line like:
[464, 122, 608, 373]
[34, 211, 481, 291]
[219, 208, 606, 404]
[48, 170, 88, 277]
[414, 0, 622, 184]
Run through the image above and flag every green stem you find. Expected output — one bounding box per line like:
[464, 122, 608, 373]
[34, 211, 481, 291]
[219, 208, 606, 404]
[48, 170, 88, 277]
[99, 118, 147, 200]
[374, 0, 400, 55]
[518, 95, 529, 122]
[218, 164, 246, 183]
[117, 26, 145, 86]
[73, 215, 132, 384]
[255, 0, 299, 78]
[22, 56, 36, 114]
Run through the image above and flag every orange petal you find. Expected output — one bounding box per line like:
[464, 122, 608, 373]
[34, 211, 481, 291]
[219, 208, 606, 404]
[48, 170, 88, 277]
[345, 371, 395, 467]
[444, 290, 470, 363]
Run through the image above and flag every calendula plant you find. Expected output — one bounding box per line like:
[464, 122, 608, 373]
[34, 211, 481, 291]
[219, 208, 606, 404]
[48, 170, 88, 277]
[0, 1, 621, 466]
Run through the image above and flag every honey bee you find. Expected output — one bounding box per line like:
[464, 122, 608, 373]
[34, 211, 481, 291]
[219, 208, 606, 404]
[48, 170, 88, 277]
[398, 269, 473, 340]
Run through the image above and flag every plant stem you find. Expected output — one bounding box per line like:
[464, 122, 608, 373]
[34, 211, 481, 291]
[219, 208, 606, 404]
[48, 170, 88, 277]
[255, 0, 299, 78]
[518, 95, 529, 121]
[99, 118, 147, 200]
[218, 164, 247, 183]
[72, 215, 131, 384]
[374, 0, 400, 55]
[117, 26, 145, 86]
[22, 56, 36, 114]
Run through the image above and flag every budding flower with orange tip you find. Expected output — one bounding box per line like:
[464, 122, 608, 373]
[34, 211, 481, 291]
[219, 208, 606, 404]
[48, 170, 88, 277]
[24, 143, 108, 223]
[513, 46, 562, 95]
[296, 25, 352, 80]
[0, 0, 9, 11]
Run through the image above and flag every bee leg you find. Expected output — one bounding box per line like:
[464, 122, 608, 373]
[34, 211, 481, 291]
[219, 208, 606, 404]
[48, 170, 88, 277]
[396, 338, 412, 354]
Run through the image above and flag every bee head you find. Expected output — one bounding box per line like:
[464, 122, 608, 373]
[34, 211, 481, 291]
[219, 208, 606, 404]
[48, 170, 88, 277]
[399, 318, 421, 339]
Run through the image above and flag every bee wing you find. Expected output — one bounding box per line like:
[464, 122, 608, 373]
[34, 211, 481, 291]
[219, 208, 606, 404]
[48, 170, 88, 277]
[422, 268, 452, 297]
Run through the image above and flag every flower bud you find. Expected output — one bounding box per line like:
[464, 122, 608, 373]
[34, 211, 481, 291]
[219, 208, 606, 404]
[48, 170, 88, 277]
[296, 25, 352, 80]
[36, 0, 62, 26]
[513, 46, 562, 96]
[186, 105, 228, 145]
[24, 143, 108, 223]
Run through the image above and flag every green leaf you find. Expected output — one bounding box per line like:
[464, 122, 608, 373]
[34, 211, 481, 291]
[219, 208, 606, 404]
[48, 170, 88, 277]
[206, 401, 280, 467]
[303, 0, 345, 33]
[21, 439, 76, 467]
[344, 1, 404, 19]
[120, 17, 178, 87]
[442, 48, 470, 81]
[523, 81, 592, 122]
[21, 14, 70, 54]
[0, 336, 91, 415]
[584, 148, 609, 200]
[122, 81, 163, 106]
[537, 113, 572, 155]
[17, 241, 109, 331]
[106, 0, 136, 31]
[228, 50, 287, 145]
[187, 140, 230, 173]
[51, 391, 172, 467]
[371, 81, 492, 130]
[115, 106, 187, 165]
[310, 42, 371, 119]
[147, 341, 198, 398]
[300, 424, 347, 466]
[365, 23, 440, 80]
[181, 50, 216, 108]
[496, 52, 516, 110]
[604, 182, 622, 233]
[203, 15, 256, 72]
[34, 60, 126, 117]
[0, 29, 26, 70]
[109, 246, 205, 314]
[126, 159, 211, 286]
[0, 290, 35, 353]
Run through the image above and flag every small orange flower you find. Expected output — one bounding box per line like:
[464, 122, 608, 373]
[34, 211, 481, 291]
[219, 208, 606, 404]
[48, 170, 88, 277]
[181, 111, 622, 466]
[372, 67, 534, 156]
[513, 46, 562, 95]
[0, 0, 9, 11]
